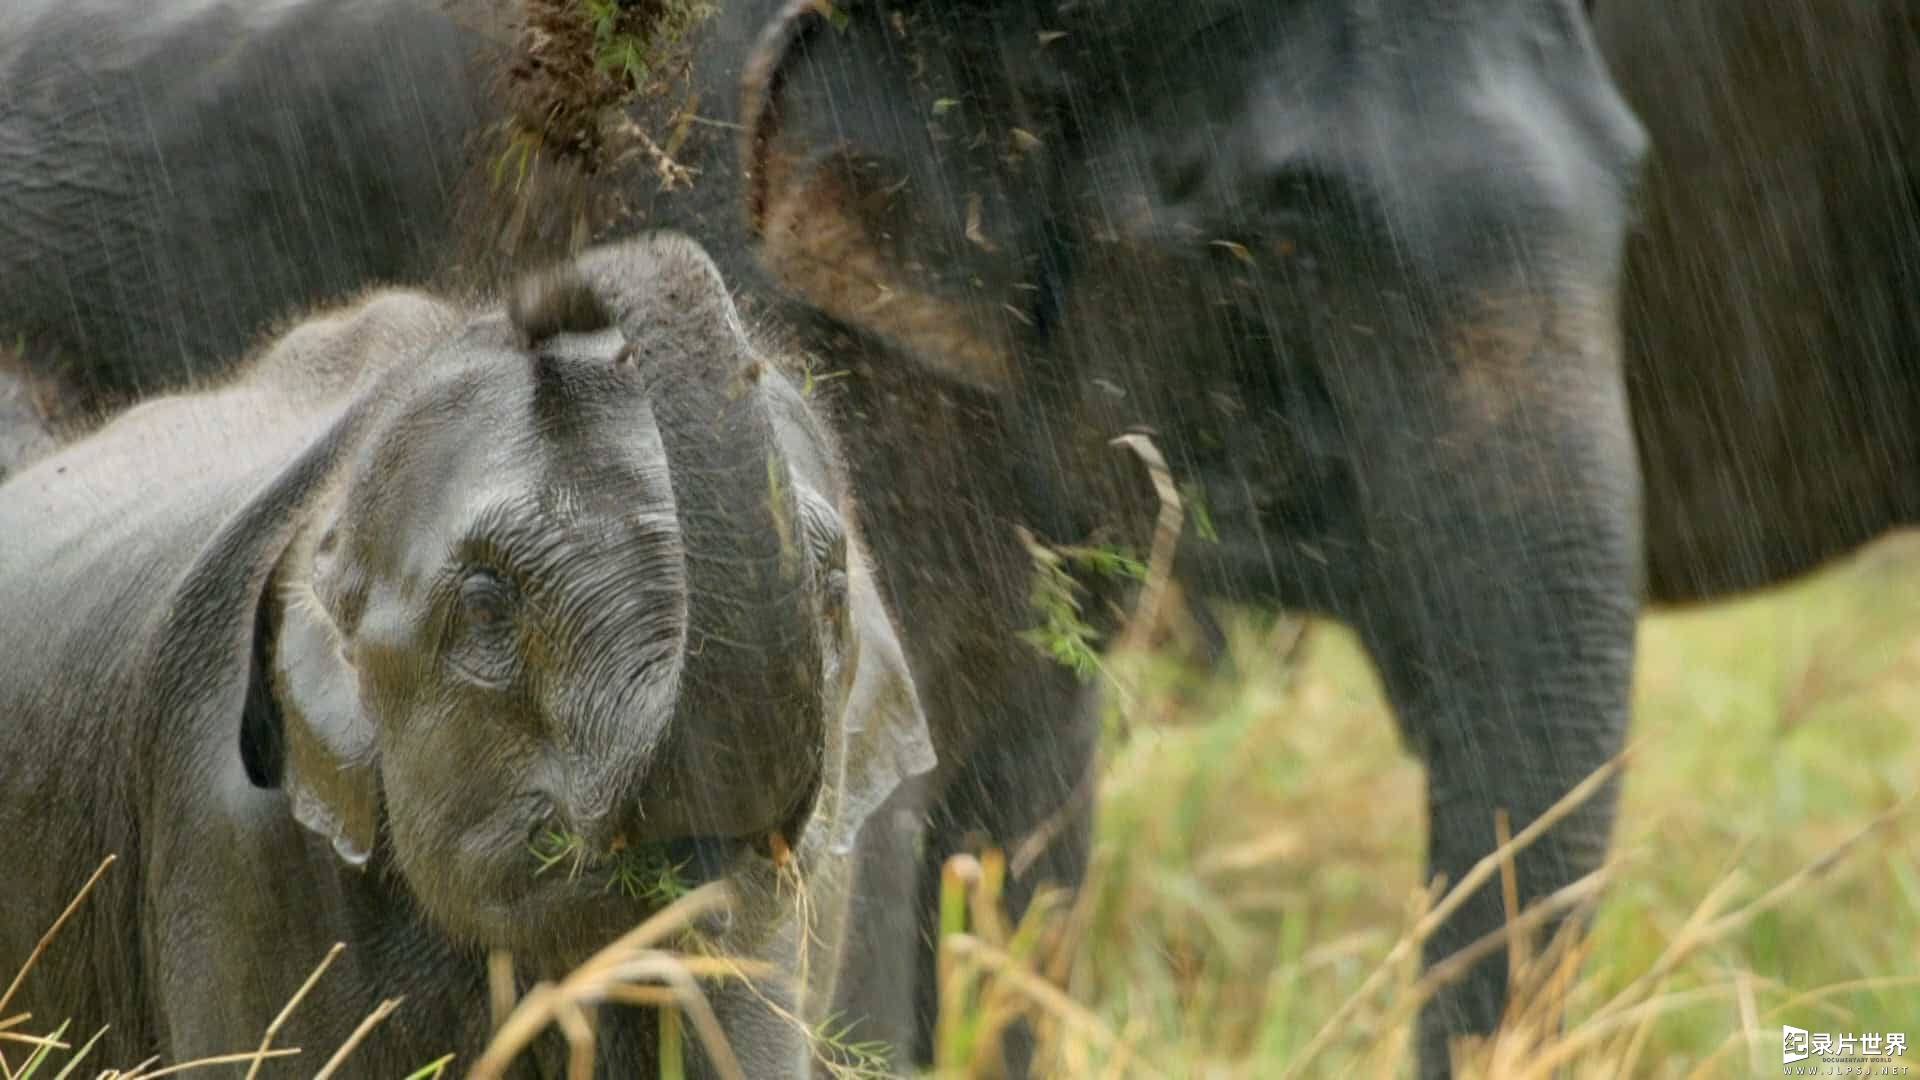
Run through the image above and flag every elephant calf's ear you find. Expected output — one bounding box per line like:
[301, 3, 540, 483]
[243, 529, 382, 867]
[829, 555, 937, 854]
[241, 598, 288, 788]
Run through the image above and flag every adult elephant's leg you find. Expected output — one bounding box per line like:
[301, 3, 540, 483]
[1339, 293, 1643, 1077]
[910, 662, 1100, 1071]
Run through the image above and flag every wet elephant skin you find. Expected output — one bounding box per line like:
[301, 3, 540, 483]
[6, 3, 1920, 1078]
[0, 233, 936, 1077]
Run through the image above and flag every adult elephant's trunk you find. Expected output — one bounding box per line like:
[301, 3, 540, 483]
[576, 234, 828, 845]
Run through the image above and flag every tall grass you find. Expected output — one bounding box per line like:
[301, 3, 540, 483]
[6, 532, 1917, 1077]
[973, 528, 1920, 1077]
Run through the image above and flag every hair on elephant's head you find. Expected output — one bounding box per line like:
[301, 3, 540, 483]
[230, 232, 933, 959]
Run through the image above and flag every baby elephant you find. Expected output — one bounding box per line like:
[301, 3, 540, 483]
[0, 233, 934, 1076]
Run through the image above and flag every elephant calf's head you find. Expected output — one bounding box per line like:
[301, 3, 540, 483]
[237, 233, 930, 960]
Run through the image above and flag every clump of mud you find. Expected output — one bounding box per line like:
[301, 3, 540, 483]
[452, 0, 714, 274]
[502, 0, 712, 169]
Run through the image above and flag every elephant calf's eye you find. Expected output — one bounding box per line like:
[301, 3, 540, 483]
[459, 569, 516, 630]
[798, 493, 848, 608]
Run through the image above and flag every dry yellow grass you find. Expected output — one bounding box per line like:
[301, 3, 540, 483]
[979, 529, 1920, 1077]
[7, 532, 1917, 1078]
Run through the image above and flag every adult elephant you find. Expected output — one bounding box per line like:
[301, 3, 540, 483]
[0, 233, 936, 1076]
[0, 0, 491, 415]
[729, 6, 1643, 1076]
[7, 2, 1917, 1078]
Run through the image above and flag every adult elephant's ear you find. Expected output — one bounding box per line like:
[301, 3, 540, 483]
[830, 552, 937, 853]
[740, 0, 1031, 392]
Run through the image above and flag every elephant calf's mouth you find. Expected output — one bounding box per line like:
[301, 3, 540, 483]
[526, 825, 799, 906]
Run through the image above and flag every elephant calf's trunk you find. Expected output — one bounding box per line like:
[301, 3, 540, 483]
[578, 234, 830, 845]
